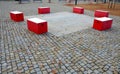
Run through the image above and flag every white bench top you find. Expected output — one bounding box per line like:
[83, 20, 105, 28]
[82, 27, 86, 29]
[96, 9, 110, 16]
[38, 7, 49, 8]
[74, 7, 83, 9]
[27, 18, 46, 23]
[10, 11, 23, 14]
[95, 17, 112, 21]
[96, 10, 109, 12]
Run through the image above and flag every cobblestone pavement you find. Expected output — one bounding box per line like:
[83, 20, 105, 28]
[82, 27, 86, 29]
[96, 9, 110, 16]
[0, 1, 120, 74]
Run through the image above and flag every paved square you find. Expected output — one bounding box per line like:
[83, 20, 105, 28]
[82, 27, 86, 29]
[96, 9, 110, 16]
[1, 1, 120, 74]
[25, 12, 94, 36]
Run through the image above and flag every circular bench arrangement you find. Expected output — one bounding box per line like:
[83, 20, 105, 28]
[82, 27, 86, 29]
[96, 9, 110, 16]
[9, 7, 113, 34]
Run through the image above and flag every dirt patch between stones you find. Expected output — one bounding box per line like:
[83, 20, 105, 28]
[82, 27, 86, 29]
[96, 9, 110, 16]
[65, 3, 120, 16]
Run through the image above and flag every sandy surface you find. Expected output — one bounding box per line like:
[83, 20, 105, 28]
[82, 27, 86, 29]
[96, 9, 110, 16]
[65, 3, 120, 16]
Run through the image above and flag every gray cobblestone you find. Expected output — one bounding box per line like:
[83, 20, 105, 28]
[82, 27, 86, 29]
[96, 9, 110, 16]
[0, 0, 120, 74]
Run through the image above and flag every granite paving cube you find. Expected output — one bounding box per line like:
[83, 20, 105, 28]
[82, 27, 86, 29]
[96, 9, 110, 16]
[10, 11, 24, 22]
[38, 7, 50, 14]
[73, 7, 84, 14]
[93, 17, 113, 31]
[94, 10, 109, 17]
[27, 18, 48, 34]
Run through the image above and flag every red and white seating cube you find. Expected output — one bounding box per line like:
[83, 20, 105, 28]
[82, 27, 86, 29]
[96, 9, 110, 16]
[93, 17, 113, 31]
[10, 11, 24, 22]
[38, 7, 50, 14]
[73, 7, 84, 14]
[27, 18, 48, 34]
[94, 10, 109, 17]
